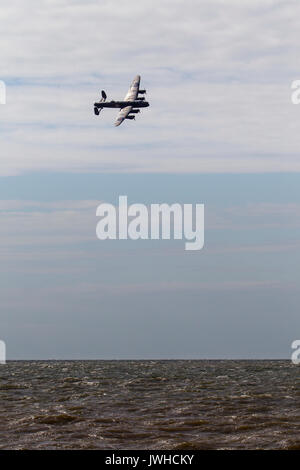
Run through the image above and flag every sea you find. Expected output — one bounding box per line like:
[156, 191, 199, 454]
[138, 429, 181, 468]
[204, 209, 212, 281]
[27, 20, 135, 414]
[0, 360, 299, 450]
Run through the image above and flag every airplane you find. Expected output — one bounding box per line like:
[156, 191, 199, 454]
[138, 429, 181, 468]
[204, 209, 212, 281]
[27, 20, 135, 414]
[93, 75, 149, 127]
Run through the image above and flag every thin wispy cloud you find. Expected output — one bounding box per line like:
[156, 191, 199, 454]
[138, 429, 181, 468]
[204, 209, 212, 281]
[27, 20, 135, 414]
[0, 0, 300, 174]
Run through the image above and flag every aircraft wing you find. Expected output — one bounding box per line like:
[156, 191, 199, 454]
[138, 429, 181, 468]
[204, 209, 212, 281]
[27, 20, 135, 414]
[124, 75, 140, 101]
[114, 75, 141, 126]
[114, 106, 132, 127]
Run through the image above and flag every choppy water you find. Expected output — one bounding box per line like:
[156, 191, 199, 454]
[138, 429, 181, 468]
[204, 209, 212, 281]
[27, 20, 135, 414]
[0, 360, 299, 449]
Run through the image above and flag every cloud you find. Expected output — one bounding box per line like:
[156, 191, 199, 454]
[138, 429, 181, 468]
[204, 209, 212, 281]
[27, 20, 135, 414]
[225, 202, 300, 217]
[0, 0, 300, 174]
[0, 199, 298, 262]
[0, 199, 99, 247]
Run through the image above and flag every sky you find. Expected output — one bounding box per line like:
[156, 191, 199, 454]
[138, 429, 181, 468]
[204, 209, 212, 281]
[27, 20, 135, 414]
[0, 0, 299, 359]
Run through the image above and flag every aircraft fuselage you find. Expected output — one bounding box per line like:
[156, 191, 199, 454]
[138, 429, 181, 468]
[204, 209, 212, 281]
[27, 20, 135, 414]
[94, 100, 149, 109]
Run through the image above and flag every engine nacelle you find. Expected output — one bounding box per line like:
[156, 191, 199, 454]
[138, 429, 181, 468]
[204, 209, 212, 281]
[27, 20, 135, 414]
[125, 115, 135, 120]
[130, 109, 140, 114]
[138, 89, 146, 94]
[136, 97, 145, 101]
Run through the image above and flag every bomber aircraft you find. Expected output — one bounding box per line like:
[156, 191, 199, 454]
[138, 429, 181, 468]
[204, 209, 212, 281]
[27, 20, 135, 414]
[94, 75, 149, 127]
